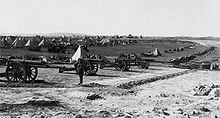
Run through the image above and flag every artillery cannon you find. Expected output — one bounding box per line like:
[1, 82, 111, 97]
[0, 58, 67, 82]
[58, 58, 104, 75]
[100, 53, 155, 71]
[0, 56, 103, 82]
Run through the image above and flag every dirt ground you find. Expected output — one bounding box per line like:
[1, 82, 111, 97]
[0, 39, 219, 118]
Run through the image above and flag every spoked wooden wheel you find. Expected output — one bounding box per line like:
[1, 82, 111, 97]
[138, 61, 150, 69]
[115, 60, 127, 71]
[83, 60, 92, 75]
[90, 64, 98, 75]
[5, 63, 27, 82]
[75, 60, 92, 75]
[173, 60, 180, 66]
[114, 63, 121, 71]
[26, 66, 38, 82]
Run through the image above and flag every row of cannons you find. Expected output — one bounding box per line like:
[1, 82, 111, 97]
[170, 55, 197, 66]
[0, 46, 215, 83]
[164, 44, 197, 53]
[169, 46, 216, 68]
[0, 54, 154, 83]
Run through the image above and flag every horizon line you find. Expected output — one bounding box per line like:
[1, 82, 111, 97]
[0, 32, 220, 38]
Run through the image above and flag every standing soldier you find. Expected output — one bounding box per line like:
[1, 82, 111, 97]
[77, 58, 84, 85]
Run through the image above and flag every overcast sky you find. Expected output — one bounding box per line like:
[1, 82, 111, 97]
[0, 0, 219, 36]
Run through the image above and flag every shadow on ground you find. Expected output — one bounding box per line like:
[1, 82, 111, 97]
[0, 80, 71, 88]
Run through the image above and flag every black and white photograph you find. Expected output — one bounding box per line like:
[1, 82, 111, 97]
[0, 0, 220, 117]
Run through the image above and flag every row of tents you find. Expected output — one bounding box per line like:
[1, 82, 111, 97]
[0, 36, 77, 53]
[0, 35, 139, 49]
[0, 37, 48, 48]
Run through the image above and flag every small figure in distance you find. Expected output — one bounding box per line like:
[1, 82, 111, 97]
[77, 58, 84, 85]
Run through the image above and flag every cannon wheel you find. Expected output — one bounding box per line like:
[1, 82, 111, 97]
[138, 61, 150, 69]
[26, 66, 38, 82]
[84, 60, 93, 75]
[90, 64, 98, 75]
[115, 60, 127, 71]
[5, 62, 27, 82]
[75, 60, 92, 75]
[173, 60, 180, 66]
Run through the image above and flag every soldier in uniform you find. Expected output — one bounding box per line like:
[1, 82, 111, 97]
[77, 58, 84, 85]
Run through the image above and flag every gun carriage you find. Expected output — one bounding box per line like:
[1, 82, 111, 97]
[0, 57, 103, 82]
[100, 53, 155, 71]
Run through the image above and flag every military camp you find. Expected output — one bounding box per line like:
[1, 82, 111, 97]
[0, 34, 219, 118]
[0, 0, 220, 117]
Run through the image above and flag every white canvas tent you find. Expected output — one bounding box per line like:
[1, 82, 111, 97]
[38, 39, 46, 47]
[25, 39, 35, 47]
[38, 39, 48, 52]
[11, 38, 24, 48]
[99, 38, 110, 45]
[1, 38, 9, 47]
[5, 37, 14, 44]
[152, 48, 162, 56]
[70, 45, 88, 62]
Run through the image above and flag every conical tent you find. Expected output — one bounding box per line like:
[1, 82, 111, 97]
[11, 38, 24, 48]
[67, 38, 71, 42]
[59, 38, 63, 42]
[25, 39, 35, 47]
[38, 39, 48, 52]
[51, 38, 56, 43]
[11, 38, 16, 46]
[99, 38, 110, 44]
[6, 37, 14, 44]
[1, 38, 9, 46]
[38, 39, 47, 47]
[152, 48, 162, 56]
[70, 45, 89, 62]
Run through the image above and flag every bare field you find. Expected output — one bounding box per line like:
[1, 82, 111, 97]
[0, 65, 190, 117]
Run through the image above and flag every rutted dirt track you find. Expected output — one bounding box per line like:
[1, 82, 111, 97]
[0, 39, 219, 118]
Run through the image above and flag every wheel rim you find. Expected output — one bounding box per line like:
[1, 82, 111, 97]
[90, 64, 98, 74]
[138, 61, 150, 69]
[75, 60, 93, 75]
[26, 66, 38, 82]
[5, 63, 27, 82]
[84, 60, 92, 75]
[116, 60, 127, 71]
